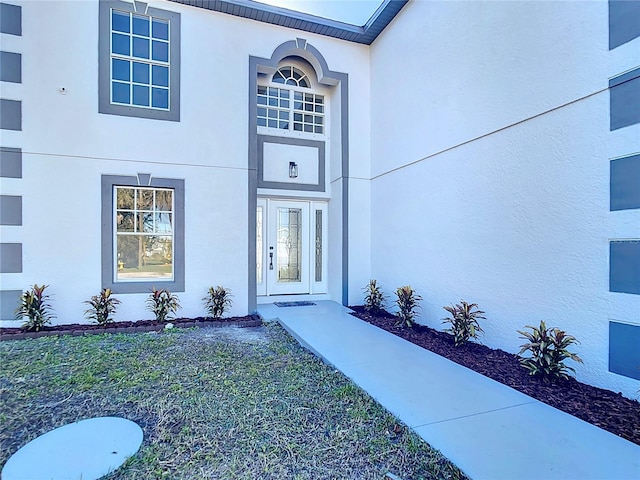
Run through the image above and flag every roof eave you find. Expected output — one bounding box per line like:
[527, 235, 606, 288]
[168, 0, 408, 45]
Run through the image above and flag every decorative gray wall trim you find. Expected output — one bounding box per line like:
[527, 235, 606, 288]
[609, 321, 640, 380]
[610, 240, 640, 295]
[170, 0, 407, 45]
[98, 0, 181, 121]
[0, 289, 21, 320]
[257, 135, 325, 191]
[610, 68, 640, 131]
[134, 0, 148, 13]
[264, 40, 336, 86]
[137, 173, 151, 186]
[609, 68, 640, 88]
[0, 51, 21, 83]
[0, 99, 21, 131]
[339, 74, 349, 307]
[0, 3, 21, 36]
[248, 40, 350, 310]
[0, 195, 21, 225]
[611, 154, 640, 211]
[0, 147, 21, 178]
[0, 242, 22, 273]
[101, 174, 185, 293]
[609, 0, 640, 50]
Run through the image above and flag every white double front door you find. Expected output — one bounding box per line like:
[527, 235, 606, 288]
[257, 198, 327, 296]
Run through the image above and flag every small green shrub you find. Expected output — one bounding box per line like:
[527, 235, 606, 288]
[15, 284, 55, 331]
[84, 288, 121, 325]
[203, 286, 233, 319]
[146, 287, 180, 323]
[442, 301, 486, 347]
[395, 286, 422, 328]
[363, 279, 386, 313]
[518, 320, 583, 381]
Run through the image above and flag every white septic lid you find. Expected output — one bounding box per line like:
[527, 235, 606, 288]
[2, 417, 143, 480]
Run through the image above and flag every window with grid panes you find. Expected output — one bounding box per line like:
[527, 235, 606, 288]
[114, 186, 174, 282]
[257, 66, 324, 135]
[293, 91, 324, 134]
[272, 66, 310, 88]
[99, 1, 180, 121]
[257, 86, 290, 129]
[101, 175, 184, 293]
[111, 9, 170, 109]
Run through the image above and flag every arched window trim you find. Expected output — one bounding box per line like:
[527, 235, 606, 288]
[248, 38, 351, 309]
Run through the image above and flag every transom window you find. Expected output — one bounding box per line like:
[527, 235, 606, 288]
[257, 66, 324, 134]
[272, 66, 310, 88]
[110, 9, 170, 110]
[114, 186, 174, 282]
[257, 86, 290, 130]
[293, 91, 324, 133]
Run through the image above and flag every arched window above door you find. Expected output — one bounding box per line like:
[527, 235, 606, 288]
[257, 63, 325, 135]
[272, 66, 310, 88]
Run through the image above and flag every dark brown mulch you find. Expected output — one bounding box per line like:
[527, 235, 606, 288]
[0, 315, 261, 340]
[349, 306, 640, 447]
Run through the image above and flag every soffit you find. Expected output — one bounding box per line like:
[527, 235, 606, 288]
[168, 0, 408, 45]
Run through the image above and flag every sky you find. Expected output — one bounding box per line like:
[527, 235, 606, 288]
[252, 0, 385, 25]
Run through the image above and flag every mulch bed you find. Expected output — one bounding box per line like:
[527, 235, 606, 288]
[349, 306, 640, 446]
[0, 315, 261, 341]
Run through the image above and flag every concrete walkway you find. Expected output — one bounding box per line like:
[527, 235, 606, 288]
[257, 301, 640, 480]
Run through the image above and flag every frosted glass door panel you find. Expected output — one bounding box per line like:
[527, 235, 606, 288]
[277, 208, 302, 283]
[267, 200, 310, 294]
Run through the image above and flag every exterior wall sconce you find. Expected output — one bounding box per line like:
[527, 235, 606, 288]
[289, 161, 298, 178]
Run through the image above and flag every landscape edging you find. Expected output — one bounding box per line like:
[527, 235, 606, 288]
[0, 317, 263, 342]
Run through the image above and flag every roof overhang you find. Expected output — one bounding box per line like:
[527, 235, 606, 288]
[168, 0, 408, 44]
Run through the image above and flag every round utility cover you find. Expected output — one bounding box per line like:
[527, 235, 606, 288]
[2, 417, 143, 480]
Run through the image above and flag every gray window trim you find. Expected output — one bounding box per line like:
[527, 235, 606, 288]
[98, 0, 181, 121]
[248, 39, 350, 311]
[101, 174, 185, 293]
[257, 135, 326, 191]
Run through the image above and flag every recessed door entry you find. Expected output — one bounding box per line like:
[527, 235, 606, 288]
[257, 199, 327, 296]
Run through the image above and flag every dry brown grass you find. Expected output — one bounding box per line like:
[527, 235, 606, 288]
[0, 325, 467, 479]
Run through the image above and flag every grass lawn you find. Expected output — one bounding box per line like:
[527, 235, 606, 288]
[0, 325, 466, 479]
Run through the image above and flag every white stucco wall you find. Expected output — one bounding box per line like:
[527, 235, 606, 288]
[1, 0, 371, 325]
[369, 0, 640, 398]
[7, 0, 635, 399]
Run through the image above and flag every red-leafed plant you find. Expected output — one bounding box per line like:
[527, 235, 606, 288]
[395, 286, 422, 328]
[15, 284, 55, 331]
[146, 287, 180, 322]
[518, 320, 583, 381]
[203, 286, 233, 320]
[363, 279, 387, 313]
[84, 288, 121, 326]
[442, 301, 486, 347]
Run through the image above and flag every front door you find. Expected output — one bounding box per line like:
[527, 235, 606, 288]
[257, 199, 327, 296]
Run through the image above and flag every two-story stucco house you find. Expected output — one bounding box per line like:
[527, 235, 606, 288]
[0, 0, 638, 398]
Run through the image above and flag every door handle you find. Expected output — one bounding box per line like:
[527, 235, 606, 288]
[269, 247, 274, 270]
